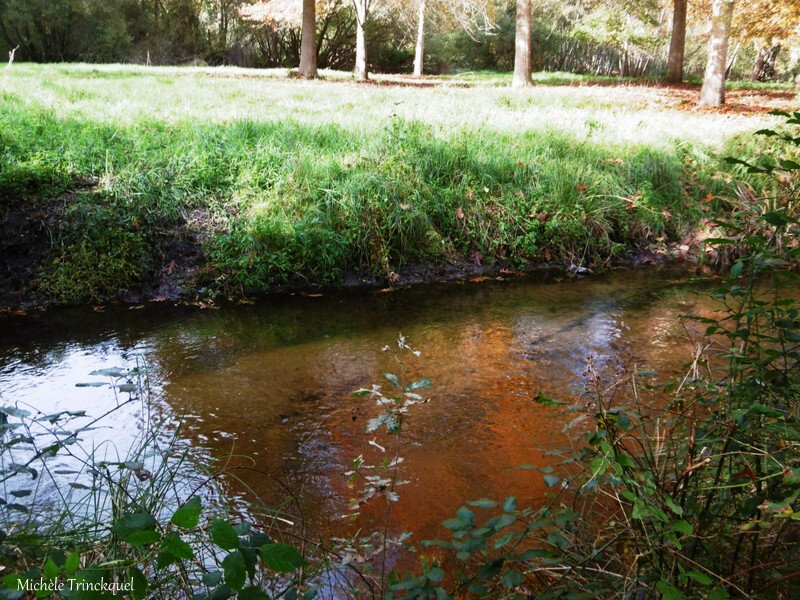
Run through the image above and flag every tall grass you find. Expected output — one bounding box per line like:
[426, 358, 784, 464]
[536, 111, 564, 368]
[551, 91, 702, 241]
[0, 64, 782, 303]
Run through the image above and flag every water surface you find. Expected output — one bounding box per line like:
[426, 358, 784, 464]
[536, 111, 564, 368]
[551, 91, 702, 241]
[0, 268, 703, 543]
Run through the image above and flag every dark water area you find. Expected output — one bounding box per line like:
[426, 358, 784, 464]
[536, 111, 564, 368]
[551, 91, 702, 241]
[0, 268, 708, 547]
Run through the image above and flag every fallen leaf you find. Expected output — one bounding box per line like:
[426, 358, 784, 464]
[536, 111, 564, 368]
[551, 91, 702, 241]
[544, 248, 552, 262]
[456, 207, 465, 220]
[164, 260, 178, 275]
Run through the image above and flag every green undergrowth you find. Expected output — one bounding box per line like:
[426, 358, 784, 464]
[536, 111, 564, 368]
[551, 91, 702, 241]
[0, 66, 774, 304]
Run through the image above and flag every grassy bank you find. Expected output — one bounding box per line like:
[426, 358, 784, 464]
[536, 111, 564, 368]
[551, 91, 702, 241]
[0, 64, 788, 304]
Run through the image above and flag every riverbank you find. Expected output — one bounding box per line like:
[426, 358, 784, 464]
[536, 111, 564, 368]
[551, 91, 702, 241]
[1, 64, 791, 307]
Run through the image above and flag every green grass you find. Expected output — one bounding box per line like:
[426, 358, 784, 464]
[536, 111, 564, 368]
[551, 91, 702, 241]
[0, 63, 786, 303]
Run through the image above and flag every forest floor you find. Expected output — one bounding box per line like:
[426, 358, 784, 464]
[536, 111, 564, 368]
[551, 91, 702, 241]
[1, 63, 796, 307]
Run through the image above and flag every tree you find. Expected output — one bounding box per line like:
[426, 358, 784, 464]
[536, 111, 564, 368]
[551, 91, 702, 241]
[299, 0, 317, 75]
[698, 0, 734, 107]
[511, 0, 531, 87]
[413, 0, 425, 76]
[352, 0, 370, 79]
[665, 0, 686, 83]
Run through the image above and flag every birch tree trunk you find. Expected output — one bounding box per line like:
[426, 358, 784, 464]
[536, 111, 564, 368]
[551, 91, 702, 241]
[512, 0, 532, 88]
[665, 0, 687, 83]
[299, 0, 317, 77]
[698, 0, 735, 107]
[413, 0, 425, 77]
[354, 0, 368, 80]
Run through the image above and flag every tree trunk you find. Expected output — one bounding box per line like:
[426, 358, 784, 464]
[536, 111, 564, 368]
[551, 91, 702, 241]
[751, 44, 781, 81]
[698, 0, 735, 107]
[726, 41, 741, 78]
[665, 0, 687, 83]
[353, 0, 368, 80]
[413, 0, 425, 77]
[512, 0, 532, 88]
[299, 0, 317, 77]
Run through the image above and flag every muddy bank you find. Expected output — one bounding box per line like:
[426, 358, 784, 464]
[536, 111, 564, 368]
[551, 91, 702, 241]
[0, 196, 696, 310]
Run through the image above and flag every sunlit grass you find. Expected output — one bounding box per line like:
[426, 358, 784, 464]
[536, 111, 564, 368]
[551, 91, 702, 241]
[0, 63, 785, 303]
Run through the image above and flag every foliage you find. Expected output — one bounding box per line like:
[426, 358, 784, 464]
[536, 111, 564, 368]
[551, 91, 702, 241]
[0, 365, 313, 600]
[386, 114, 800, 598]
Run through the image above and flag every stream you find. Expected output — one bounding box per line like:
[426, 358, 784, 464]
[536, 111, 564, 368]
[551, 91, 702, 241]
[0, 268, 706, 549]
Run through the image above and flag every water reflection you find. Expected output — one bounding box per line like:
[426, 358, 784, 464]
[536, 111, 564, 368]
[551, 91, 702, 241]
[0, 268, 705, 542]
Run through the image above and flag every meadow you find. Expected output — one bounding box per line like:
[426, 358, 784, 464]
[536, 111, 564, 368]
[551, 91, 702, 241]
[0, 63, 793, 304]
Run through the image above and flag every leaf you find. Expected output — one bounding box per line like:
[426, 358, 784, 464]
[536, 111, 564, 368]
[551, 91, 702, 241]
[89, 368, 126, 377]
[426, 566, 445, 584]
[259, 543, 304, 572]
[117, 384, 137, 393]
[65, 552, 80, 574]
[239, 587, 270, 600]
[443, 517, 470, 530]
[385, 373, 400, 387]
[130, 567, 148, 600]
[543, 474, 560, 487]
[75, 382, 109, 388]
[0, 406, 30, 418]
[171, 496, 202, 529]
[43, 557, 60, 579]
[685, 570, 713, 586]
[467, 498, 497, 509]
[656, 580, 687, 600]
[210, 518, 240, 550]
[202, 571, 223, 586]
[731, 261, 744, 278]
[405, 378, 432, 391]
[671, 519, 693, 536]
[502, 568, 523, 589]
[161, 532, 194, 560]
[222, 550, 246, 591]
[503, 496, 517, 512]
[112, 512, 158, 546]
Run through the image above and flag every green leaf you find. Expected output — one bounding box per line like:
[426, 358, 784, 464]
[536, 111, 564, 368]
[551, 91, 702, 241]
[43, 557, 60, 579]
[75, 382, 109, 388]
[543, 474, 560, 487]
[0, 406, 30, 418]
[405, 378, 432, 391]
[161, 533, 194, 560]
[503, 496, 517, 512]
[385, 373, 400, 387]
[65, 552, 80, 574]
[222, 550, 246, 591]
[171, 496, 202, 529]
[210, 518, 240, 550]
[129, 567, 148, 600]
[117, 384, 137, 393]
[202, 571, 223, 586]
[239, 588, 269, 600]
[502, 568, 523, 589]
[467, 498, 497, 509]
[259, 543, 304, 572]
[426, 567, 445, 584]
[708, 585, 729, 600]
[443, 517, 470, 530]
[685, 570, 712, 586]
[731, 261, 744, 278]
[112, 512, 158, 546]
[656, 580, 687, 600]
[671, 519, 693, 536]
[89, 368, 126, 377]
